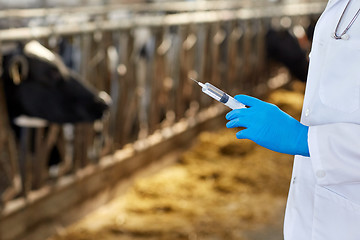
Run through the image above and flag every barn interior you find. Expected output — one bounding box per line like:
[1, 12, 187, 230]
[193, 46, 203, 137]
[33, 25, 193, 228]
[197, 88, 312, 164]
[0, 1, 327, 240]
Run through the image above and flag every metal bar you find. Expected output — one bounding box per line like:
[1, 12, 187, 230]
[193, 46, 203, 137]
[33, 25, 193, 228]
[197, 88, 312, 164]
[32, 128, 45, 189]
[175, 25, 187, 121]
[200, 23, 214, 109]
[227, 20, 241, 92]
[0, 2, 326, 42]
[148, 27, 164, 134]
[0, 79, 20, 207]
[18, 127, 31, 198]
[0, 1, 251, 20]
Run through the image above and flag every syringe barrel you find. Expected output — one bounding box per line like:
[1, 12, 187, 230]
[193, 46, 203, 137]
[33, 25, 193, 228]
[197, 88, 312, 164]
[202, 82, 245, 110]
[224, 96, 246, 109]
[202, 83, 224, 102]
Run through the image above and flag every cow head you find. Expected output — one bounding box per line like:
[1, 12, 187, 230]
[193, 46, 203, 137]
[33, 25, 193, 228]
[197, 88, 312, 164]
[1, 41, 111, 125]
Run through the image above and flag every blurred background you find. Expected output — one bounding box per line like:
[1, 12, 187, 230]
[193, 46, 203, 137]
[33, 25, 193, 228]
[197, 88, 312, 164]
[0, 0, 325, 9]
[0, 1, 327, 240]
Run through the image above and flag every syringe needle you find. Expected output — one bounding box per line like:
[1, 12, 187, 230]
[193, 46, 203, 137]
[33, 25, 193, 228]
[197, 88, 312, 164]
[189, 77, 205, 88]
[189, 77, 205, 87]
[189, 77, 199, 84]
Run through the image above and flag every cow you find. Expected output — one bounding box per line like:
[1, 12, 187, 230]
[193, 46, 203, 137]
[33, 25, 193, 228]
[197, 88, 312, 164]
[1, 40, 111, 128]
[265, 28, 309, 83]
[0, 40, 111, 203]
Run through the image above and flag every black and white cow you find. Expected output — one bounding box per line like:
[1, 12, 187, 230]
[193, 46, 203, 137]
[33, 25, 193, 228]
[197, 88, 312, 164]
[1, 40, 111, 129]
[0, 41, 111, 201]
[265, 28, 309, 83]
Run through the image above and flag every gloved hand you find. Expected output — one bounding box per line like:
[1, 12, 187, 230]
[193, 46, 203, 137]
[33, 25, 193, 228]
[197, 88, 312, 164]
[226, 95, 309, 156]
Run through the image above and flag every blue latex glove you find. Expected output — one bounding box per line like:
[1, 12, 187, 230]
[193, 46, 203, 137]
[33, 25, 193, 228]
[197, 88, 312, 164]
[226, 95, 309, 156]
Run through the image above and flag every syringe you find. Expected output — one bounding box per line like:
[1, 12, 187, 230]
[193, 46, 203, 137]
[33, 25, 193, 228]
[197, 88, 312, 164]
[190, 78, 246, 110]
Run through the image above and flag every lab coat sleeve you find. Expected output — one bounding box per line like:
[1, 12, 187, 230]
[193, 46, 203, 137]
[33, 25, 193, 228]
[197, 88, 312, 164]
[308, 123, 360, 186]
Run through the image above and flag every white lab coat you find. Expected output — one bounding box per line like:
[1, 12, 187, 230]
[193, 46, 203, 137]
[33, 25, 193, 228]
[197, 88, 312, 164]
[284, 0, 360, 239]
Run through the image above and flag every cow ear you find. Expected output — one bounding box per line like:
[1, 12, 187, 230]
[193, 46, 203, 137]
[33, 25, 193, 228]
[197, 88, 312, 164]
[9, 55, 29, 85]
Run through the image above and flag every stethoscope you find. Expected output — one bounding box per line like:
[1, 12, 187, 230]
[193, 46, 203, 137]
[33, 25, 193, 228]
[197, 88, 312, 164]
[332, 0, 360, 40]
